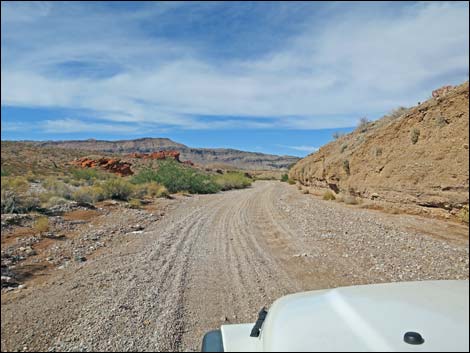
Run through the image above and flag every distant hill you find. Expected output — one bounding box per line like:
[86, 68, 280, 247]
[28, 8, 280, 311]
[31, 138, 299, 171]
[289, 81, 469, 213]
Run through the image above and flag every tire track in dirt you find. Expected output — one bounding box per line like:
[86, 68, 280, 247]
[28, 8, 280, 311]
[2, 181, 467, 352]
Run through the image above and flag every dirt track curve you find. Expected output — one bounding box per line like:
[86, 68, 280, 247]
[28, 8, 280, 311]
[1, 181, 468, 352]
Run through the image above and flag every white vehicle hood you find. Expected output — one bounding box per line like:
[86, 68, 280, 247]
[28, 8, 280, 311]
[221, 280, 469, 352]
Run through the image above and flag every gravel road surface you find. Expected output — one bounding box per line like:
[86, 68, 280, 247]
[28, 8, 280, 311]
[1, 181, 468, 352]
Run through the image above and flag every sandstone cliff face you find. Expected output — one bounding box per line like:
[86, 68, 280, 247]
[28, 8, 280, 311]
[289, 82, 469, 212]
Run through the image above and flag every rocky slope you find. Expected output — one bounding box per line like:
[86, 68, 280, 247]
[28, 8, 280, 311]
[32, 138, 299, 170]
[289, 82, 469, 215]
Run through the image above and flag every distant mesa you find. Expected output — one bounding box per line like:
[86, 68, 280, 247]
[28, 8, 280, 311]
[70, 150, 195, 176]
[126, 150, 181, 162]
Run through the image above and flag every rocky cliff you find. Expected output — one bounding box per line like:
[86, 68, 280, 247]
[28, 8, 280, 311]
[289, 82, 469, 215]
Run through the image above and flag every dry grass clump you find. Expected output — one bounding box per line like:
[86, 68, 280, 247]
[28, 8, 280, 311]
[33, 216, 49, 234]
[133, 182, 169, 199]
[410, 128, 420, 144]
[458, 205, 469, 224]
[323, 191, 336, 200]
[1, 176, 40, 213]
[128, 198, 143, 209]
[343, 195, 359, 205]
[72, 186, 106, 204]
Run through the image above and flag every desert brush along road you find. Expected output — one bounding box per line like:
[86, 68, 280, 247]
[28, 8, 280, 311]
[1, 181, 468, 352]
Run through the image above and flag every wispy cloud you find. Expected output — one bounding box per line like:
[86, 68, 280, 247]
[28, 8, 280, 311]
[1, 1, 468, 134]
[40, 118, 142, 134]
[281, 145, 319, 153]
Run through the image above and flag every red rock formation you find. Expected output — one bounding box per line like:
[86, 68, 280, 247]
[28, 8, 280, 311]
[71, 157, 133, 176]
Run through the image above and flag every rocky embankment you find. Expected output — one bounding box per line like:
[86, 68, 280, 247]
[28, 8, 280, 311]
[289, 82, 469, 218]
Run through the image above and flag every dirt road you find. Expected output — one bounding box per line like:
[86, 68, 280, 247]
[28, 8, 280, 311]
[1, 181, 468, 352]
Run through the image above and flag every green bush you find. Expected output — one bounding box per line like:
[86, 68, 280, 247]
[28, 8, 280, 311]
[101, 178, 134, 200]
[323, 191, 336, 200]
[70, 168, 101, 181]
[214, 172, 252, 191]
[281, 174, 289, 182]
[132, 161, 220, 194]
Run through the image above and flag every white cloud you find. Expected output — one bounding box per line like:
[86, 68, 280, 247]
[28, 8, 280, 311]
[1, 2, 468, 131]
[40, 119, 141, 134]
[282, 145, 319, 153]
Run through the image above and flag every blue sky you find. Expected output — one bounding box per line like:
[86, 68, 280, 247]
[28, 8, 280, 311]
[1, 1, 469, 156]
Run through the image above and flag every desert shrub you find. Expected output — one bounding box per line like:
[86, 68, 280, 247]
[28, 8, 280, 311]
[1, 168, 10, 177]
[214, 172, 252, 191]
[33, 216, 49, 233]
[340, 144, 348, 153]
[288, 179, 296, 185]
[357, 117, 370, 132]
[101, 179, 134, 200]
[1, 176, 39, 213]
[72, 186, 106, 204]
[132, 182, 169, 199]
[25, 171, 37, 182]
[410, 128, 420, 144]
[343, 160, 350, 175]
[42, 196, 68, 208]
[435, 115, 448, 127]
[458, 205, 469, 224]
[70, 168, 100, 181]
[281, 174, 289, 182]
[70, 179, 82, 187]
[389, 106, 408, 119]
[344, 195, 359, 205]
[42, 178, 73, 199]
[128, 198, 142, 209]
[374, 147, 383, 157]
[132, 161, 220, 194]
[323, 191, 336, 200]
[333, 131, 345, 140]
